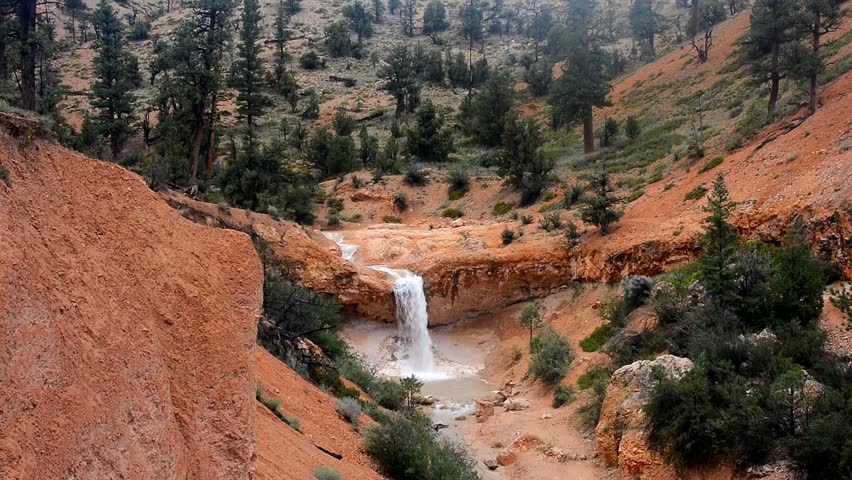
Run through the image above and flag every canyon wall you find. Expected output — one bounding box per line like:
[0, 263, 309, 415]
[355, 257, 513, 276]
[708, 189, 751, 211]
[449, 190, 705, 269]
[0, 115, 263, 479]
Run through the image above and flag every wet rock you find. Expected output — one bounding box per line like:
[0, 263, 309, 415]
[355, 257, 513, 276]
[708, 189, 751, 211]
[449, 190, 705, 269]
[415, 395, 436, 406]
[504, 397, 531, 411]
[475, 400, 494, 422]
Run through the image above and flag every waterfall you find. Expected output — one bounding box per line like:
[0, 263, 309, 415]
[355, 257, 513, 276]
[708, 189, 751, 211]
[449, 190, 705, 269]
[371, 267, 435, 373]
[321, 232, 436, 374]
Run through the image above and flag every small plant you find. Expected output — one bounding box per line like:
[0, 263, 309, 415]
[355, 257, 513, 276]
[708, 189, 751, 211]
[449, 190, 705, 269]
[626, 189, 644, 203]
[448, 188, 468, 200]
[336, 397, 362, 428]
[314, 466, 341, 480]
[440, 207, 463, 219]
[351, 174, 363, 188]
[300, 51, 323, 69]
[528, 328, 573, 384]
[326, 213, 340, 227]
[521, 214, 534, 225]
[326, 197, 344, 214]
[684, 185, 708, 201]
[565, 221, 581, 245]
[0, 167, 9, 187]
[579, 323, 614, 352]
[288, 417, 301, 431]
[493, 201, 516, 216]
[502, 228, 516, 245]
[382, 215, 403, 223]
[539, 211, 563, 231]
[698, 156, 724, 173]
[664, 182, 675, 191]
[625, 115, 641, 139]
[511, 346, 523, 363]
[447, 167, 470, 199]
[400, 375, 423, 410]
[562, 184, 585, 208]
[392, 192, 407, 210]
[553, 385, 576, 408]
[404, 165, 427, 186]
[829, 285, 852, 325]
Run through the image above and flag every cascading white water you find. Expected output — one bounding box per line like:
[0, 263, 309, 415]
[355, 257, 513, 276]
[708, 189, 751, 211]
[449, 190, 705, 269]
[321, 231, 436, 374]
[370, 266, 435, 373]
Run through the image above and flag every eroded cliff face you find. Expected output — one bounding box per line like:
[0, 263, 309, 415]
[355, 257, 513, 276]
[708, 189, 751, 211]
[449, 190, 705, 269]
[0, 115, 263, 479]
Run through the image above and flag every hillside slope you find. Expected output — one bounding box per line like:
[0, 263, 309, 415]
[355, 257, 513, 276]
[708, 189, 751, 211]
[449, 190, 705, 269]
[0, 114, 263, 479]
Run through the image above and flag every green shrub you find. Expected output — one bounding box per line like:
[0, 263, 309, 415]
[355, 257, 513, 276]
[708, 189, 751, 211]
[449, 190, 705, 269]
[684, 185, 707, 201]
[493, 201, 515, 216]
[300, 51, 323, 69]
[314, 466, 341, 480]
[520, 214, 533, 225]
[626, 188, 644, 202]
[447, 167, 469, 191]
[539, 211, 563, 231]
[664, 182, 674, 191]
[553, 385, 576, 408]
[529, 328, 573, 384]
[502, 228, 516, 245]
[579, 323, 614, 352]
[382, 215, 403, 223]
[578, 371, 608, 428]
[576, 366, 612, 390]
[441, 207, 463, 219]
[698, 156, 723, 173]
[336, 397, 362, 428]
[562, 184, 585, 208]
[288, 417, 301, 431]
[370, 379, 405, 410]
[404, 166, 428, 186]
[392, 192, 407, 210]
[511, 346, 523, 363]
[448, 188, 468, 200]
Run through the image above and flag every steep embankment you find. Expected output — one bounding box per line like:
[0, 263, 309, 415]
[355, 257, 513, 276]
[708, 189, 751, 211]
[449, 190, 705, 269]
[0, 114, 263, 479]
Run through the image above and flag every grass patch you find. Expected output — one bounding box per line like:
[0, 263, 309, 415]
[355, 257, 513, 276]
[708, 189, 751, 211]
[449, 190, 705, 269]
[684, 185, 708, 201]
[492, 201, 515, 216]
[448, 187, 468, 201]
[538, 202, 559, 213]
[382, 215, 402, 223]
[579, 323, 614, 352]
[698, 156, 723, 173]
[257, 385, 300, 431]
[576, 366, 613, 390]
[626, 189, 644, 203]
[585, 118, 685, 173]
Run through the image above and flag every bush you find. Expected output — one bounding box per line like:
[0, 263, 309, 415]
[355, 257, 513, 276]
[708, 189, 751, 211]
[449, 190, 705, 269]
[625, 115, 641, 139]
[529, 328, 573, 384]
[577, 371, 608, 428]
[336, 397, 362, 427]
[300, 51, 323, 69]
[392, 191, 407, 210]
[370, 379, 405, 410]
[128, 21, 151, 41]
[579, 323, 614, 352]
[403, 166, 427, 186]
[314, 466, 341, 480]
[684, 185, 707, 200]
[382, 215, 403, 223]
[698, 156, 724, 173]
[447, 167, 469, 192]
[364, 413, 479, 480]
[539, 211, 563, 231]
[493, 201, 515, 216]
[562, 184, 585, 208]
[502, 228, 516, 245]
[565, 221, 581, 245]
[441, 207, 463, 219]
[521, 214, 533, 225]
[511, 346, 523, 363]
[553, 385, 576, 408]
[622, 275, 655, 309]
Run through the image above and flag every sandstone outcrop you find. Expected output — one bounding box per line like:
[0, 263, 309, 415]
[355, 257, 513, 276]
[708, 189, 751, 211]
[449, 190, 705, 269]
[0, 115, 263, 479]
[596, 355, 694, 479]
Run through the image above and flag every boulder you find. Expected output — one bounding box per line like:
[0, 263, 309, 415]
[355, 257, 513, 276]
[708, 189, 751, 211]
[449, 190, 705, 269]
[595, 355, 694, 479]
[504, 397, 531, 411]
[496, 450, 517, 466]
[474, 400, 494, 422]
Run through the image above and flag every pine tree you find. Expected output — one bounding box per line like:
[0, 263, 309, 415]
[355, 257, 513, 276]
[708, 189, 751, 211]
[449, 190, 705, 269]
[519, 304, 543, 348]
[16, 0, 37, 110]
[401, 0, 416, 36]
[459, 0, 483, 97]
[499, 113, 553, 203]
[769, 219, 826, 326]
[785, 0, 841, 115]
[469, 69, 515, 146]
[91, 0, 137, 161]
[343, 2, 374, 43]
[378, 44, 419, 117]
[742, 0, 798, 113]
[580, 171, 622, 235]
[698, 173, 739, 299]
[388, 0, 401, 16]
[405, 100, 454, 162]
[358, 125, 379, 166]
[422, 0, 449, 33]
[373, 0, 385, 22]
[549, 0, 611, 153]
[629, 0, 663, 58]
[231, 0, 271, 149]
[325, 21, 352, 57]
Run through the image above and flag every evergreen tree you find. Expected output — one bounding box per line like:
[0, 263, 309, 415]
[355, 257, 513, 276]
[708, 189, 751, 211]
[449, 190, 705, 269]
[423, 0, 449, 33]
[16, 0, 37, 110]
[388, 0, 401, 15]
[625, 115, 641, 139]
[519, 304, 543, 348]
[343, 1, 374, 43]
[580, 171, 622, 235]
[231, 0, 271, 149]
[307, 126, 356, 176]
[629, 0, 663, 58]
[373, 0, 385, 22]
[769, 219, 826, 326]
[468, 69, 515, 146]
[378, 44, 419, 117]
[499, 113, 553, 203]
[401, 0, 416, 36]
[698, 174, 740, 299]
[459, 0, 483, 96]
[784, 0, 841, 115]
[285, 0, 301, 14]
[524, 59, 552, 96]
[325, 21, 352, 57]
[742, 0, 798, 113]
[359, 125, 379, 166]
[91, 0, 137, 161]
[549, 0, 611, 153]
[447, 51, 469, 87]
[405, 100, 454, 162]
